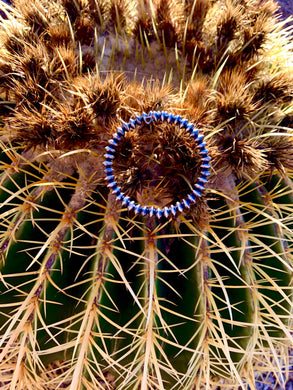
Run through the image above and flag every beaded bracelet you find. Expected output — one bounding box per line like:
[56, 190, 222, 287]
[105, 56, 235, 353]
[104, 111, 210, 219]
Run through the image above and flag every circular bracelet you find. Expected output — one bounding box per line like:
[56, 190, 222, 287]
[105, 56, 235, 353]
[104, 111, 210, 219]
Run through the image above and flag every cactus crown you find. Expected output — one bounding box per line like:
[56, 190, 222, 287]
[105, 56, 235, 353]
[0, 0, 293, 389]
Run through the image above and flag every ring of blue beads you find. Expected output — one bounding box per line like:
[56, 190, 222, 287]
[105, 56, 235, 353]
[104, 111, 211, 219]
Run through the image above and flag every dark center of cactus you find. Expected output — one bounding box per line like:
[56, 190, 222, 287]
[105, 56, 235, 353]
[105, 111, 210, 218]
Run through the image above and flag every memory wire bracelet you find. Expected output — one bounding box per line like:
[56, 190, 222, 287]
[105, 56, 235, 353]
[104, 111, 211, 219]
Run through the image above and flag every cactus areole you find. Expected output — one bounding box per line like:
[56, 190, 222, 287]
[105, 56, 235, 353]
[0, 0, 293, 389]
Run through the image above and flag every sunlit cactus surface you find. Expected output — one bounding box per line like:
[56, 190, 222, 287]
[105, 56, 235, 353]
[0, 0, 293, 389]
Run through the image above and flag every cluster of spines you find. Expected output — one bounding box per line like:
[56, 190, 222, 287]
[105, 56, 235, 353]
[104, 111, 210, 219]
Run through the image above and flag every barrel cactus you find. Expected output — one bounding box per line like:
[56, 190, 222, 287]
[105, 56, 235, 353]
[0, 0, 293, 389]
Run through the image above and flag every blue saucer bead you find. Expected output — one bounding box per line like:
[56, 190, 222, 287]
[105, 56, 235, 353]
[201, 170, 210, 177]
[152, 111, 161, 121]
[176, 201, 184, 213]
[198, 142, 207, 150]
[141, 206, 148, 216]
[163, 207, 170, 218]
[113, 133, 122, 142]
[128, 200, 135, 211]
[104, 154, 114, 160]
[149, 206, 155, 217]
[188, 194, 196, 203]
[194, 134, 204, 143]
[134, 204, 141, 214]
[135, 115, 142, 124]
[160, 112, 166, 121]
[112, 186, 121, 195]
[105, 168, 114, 175]
[180, 118, 189, 129]
[105, 146, 115, 153]
[174, 115, 182, 124]
[195, 183, 205, 191]
[171, 205, 178, 216]
[109, 139, 118, 147]
[188, 125, 195, 134]
[116, 193, 124, 201]
[104, 111, 210, 219]
[193, 189, 201, 197]
[182, 199, 191, 209]
[122, 196, 130, 206]
[122, 122, 130, 132]
[117, 127, 125, 136]
[156, 208, 163, 219]
[106, 181, 115, 188]
[129, 119, 136, 129]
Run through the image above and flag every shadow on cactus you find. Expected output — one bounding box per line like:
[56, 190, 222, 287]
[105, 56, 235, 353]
[0, 0, 293, 389]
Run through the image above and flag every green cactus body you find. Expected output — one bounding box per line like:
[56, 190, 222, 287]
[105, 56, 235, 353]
[0, 0, 293, 389]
